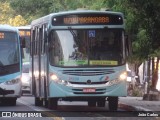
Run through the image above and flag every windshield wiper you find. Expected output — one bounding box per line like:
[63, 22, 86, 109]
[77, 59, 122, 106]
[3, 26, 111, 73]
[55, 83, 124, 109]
[68, 27, 80, 45]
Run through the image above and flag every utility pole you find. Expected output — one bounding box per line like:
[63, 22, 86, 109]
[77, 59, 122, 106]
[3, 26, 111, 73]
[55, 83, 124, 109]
[143, 57, 151, 100]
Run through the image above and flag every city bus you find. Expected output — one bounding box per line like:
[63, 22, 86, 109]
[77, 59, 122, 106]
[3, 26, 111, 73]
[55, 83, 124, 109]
[0, 24, 24, 105]
[30, 10, 130, 111]
[16, 25, 31, 62]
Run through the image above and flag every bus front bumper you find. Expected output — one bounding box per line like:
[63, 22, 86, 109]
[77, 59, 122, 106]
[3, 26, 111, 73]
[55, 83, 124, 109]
[0, 87, 14, 95]
[49, 81, 127, 98]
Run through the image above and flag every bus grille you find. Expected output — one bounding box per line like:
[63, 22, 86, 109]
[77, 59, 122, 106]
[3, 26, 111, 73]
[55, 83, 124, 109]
[69, 81, 108, 85]
[61, 69, 115, 76]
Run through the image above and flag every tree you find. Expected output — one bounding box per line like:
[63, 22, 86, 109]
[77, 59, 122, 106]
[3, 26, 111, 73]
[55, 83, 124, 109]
[0, 1, 27, 26]
[0, 2, 14, 24]
[127, 0, 160, 91]
[9, 15, 27, 26]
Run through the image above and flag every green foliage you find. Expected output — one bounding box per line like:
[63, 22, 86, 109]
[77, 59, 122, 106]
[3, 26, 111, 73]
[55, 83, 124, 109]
[0, 1, 27, 26]
[132, 29, 151, 58]
[128, 0, 160, 50]
[10, 0, 52, 22]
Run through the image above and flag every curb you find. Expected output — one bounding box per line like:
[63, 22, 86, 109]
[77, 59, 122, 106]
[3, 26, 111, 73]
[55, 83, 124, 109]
[118, 103, 136, 111]
[119, 103, 152, 111]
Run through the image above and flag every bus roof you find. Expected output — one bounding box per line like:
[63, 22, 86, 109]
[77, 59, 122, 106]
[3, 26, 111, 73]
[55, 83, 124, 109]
[31, 10, 124, 26]
[0, 24, 18, 32]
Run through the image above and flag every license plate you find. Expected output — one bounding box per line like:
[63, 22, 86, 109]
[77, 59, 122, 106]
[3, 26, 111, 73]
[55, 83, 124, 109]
[83, 88, 95, 93]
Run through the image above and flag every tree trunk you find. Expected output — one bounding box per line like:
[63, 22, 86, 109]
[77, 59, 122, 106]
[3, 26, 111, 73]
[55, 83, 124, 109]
[151, 57, 159, 90]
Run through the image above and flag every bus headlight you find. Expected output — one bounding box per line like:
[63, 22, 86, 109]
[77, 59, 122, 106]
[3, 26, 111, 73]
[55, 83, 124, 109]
[50, 73, 59, 82]
[50, 73, 69, 85]
[5, 78, 21, 85]
[21, 76, 29, 84]
[34, 71, 39, 78]
[119, 72, 127, 81]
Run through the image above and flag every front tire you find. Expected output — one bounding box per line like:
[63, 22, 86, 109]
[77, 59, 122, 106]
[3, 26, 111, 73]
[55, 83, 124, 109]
[10, 98, 17, 106]
[35, 97, 43, 106]
[48, 98, 58, 110]
[2, 98, 17, 106]
[97, 100, 106, 107]
[108, 97, 118, 111]
[88, 101, 96, 107]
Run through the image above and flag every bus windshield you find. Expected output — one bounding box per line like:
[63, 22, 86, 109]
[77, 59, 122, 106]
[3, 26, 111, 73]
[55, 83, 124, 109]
[49, 29, 125, 67]
[0, 32, 19, 66]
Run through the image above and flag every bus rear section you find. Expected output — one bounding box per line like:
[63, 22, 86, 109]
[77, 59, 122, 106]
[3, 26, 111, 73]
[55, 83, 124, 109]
[30, 10, 129, 111]
[0, 25, 23, 106]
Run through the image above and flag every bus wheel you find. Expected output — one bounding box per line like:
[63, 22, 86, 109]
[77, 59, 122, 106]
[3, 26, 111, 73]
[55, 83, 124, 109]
[88, 101, 96, 107]
[97, 100, 106, 107]
[2, 98, 16, 106]
[44, 99, 48, 108]
[9, 98, 17, 106]
[35, 97, 43, 106]
[48, 98, 58, 110]
[108, 97, 118, 111]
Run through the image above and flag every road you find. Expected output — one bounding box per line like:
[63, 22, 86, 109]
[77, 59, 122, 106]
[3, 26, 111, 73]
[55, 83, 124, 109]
[0, 95, 158, 120]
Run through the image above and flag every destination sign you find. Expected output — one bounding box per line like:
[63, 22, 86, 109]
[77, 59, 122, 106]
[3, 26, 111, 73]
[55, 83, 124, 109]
[19, 30, 30, 37]
[0, 32, 4, 39]
[64, 16, 109, 24]
[52, 13, 123, 26]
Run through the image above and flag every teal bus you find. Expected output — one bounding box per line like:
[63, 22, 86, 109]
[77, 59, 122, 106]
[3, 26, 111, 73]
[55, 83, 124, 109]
[0, 24, 23, 105]
[30, 10, 130, 111]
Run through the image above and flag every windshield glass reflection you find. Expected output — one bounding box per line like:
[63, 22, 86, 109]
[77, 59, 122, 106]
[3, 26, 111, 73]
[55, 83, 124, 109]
[0, 32, 19, 66]
[49, 29, 125, 67]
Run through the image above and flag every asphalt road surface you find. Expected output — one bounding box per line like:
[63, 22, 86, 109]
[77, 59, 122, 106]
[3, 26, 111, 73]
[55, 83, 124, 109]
[0, 95, 158, 120]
